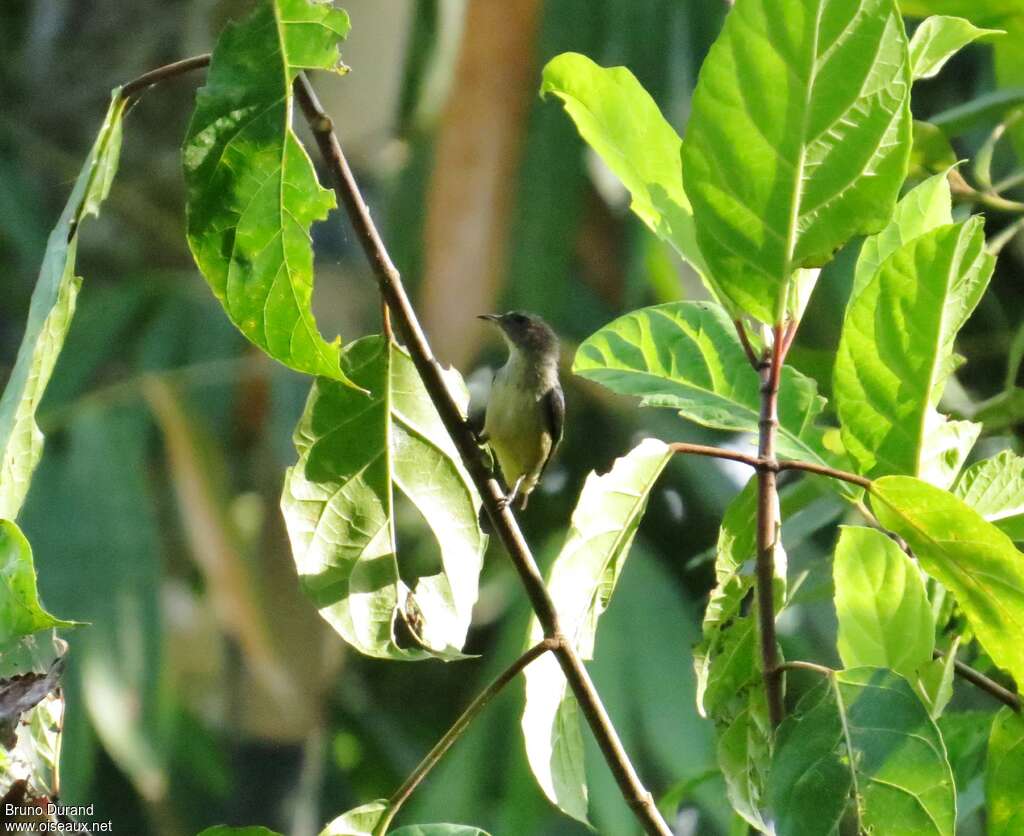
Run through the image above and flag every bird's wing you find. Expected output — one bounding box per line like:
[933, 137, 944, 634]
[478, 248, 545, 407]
[538, 384, 565, 477]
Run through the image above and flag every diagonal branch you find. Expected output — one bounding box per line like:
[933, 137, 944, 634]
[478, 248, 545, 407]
[292, 74, 671, 836]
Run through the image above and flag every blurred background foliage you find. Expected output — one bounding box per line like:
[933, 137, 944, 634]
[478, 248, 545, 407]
[1, 1, 1022, 834]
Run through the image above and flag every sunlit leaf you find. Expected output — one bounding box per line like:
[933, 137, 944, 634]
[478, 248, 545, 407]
[835, 220, 992, 487]
[833, 526, 933, 677]
[574, 302, 850, 490]
[953, 450, 1024, 540]
[850, 170, 952, 299]
[987, 706, 1024, 836]
[522, 438, 672, 824]
[871, 475, 1024, 686]
[183, 0, 356, 384]
[282, 336, 484, 661]
[769, 667, 955, 835]
[0, 521, 76, 648]
[319, 800, 387, 836]
[539, 53, 716, 301]
[0, 93, 125, 521]
[909, 16, 1003, 80]
[681, 0, 912, 322]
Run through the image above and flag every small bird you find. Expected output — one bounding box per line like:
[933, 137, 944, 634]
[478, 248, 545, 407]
[477, 311, 564, 511]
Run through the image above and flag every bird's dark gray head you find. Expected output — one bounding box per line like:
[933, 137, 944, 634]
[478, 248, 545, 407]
[478, 311, 559, 358]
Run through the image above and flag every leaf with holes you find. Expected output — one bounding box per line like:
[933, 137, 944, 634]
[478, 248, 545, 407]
[282, 336, 485, 661]
[184, 0, 356, 384]
[681, 0, 912, 323]
[522, 438, 671, 824]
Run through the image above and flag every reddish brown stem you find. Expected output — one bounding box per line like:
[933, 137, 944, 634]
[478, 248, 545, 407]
[121, 54, 211, 98]
[733, 318, 762, 370]
[667, 443, 872, 490]
[934, 649, 1020, 712]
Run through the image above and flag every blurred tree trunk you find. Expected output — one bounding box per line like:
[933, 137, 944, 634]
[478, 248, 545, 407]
[419, 0, 543, 368]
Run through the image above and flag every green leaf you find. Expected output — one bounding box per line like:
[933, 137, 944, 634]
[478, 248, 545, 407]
[910, 121, 958, 177]
[871, 475, 1024, 686]
[769, 667, 955, 836]
[390, 827, 490, 835]
[909, 16, 1003, 80]
[833, 526, 933, 677]
[0, 93, 125, 521]
[930, 87, 1024, 136]
[521, 438, 672, 824]
[539, 53, 714, 299]
[282, 336, 485, 660]
[987, 706, 1024, 835]
[198, 828, 284, 836]
[574, 301, 849, 487]
[899, 0, 1022, 26]
[835, 220, 993, 487]
[994, 16, 1024, 159]
[681, 0, 912, 323]
[850, 170, 952, 299]
[0, 520, 77, 647]
[953, 450, 1024, 540]
[319, 801, 387, 836]
[183, 0, 355, 384]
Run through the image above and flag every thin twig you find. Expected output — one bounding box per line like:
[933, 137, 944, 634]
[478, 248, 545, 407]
[292, 74, 670, 836]
[733, 318, 762, 370]
[776, 660, 833, 677]
[667, 443, 872, 490]
[756, 324, 786, 727]
[374, 639, 558, 835]
[121, 54, 211, 98]
[934, 649, 1021, 712]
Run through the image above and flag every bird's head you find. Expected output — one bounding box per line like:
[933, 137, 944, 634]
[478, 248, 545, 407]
[478, 311, 559, 360]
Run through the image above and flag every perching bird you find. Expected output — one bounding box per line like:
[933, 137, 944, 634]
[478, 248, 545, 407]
[477, 312, 564, 511]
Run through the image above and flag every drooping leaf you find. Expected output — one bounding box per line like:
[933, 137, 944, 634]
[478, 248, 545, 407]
[833, 526, 933, 677]
[0, 521, 76, 649]
[574, 301, 849, 487]
[850, 170, 952, 299]
[908, 16, 1003, 80]
[390, 827, 491, 836]
[681, 0, 912, 323]
[319, 801, 387, 836]
[183, 0, 356, 384]
[539, 53, 714, 299]
[282, 336, 485, 661]
[987, 706, 1024, 836]
[0, 92, 125, 521]
[521, 438, 672, 824]
[954, 450, 1024, 540]
[871, 475, 1024, 686]
[768, 667, 955, 836]
[835, 220, 993, 487]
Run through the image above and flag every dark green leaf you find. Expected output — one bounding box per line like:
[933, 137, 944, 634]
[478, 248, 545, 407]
[0, 93, 125, 520]
[909, 16, 1003, 80]
[930, 88, 1024, 136]
[835, 220, 992, 487]
[910, 121, 958, 176]
[986, 706, 1024, 835]
[522, 439, 672, 824]
[769, 667, 955, 836]
[282, 336, 484, 660]
[871, 475, 1024, 686]
[183, 0, 356, 383]
[681, 0, 912, 322]
[833, 526, 933, 677]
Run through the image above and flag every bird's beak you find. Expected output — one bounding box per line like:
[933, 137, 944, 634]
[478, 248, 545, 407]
[477, 314, 500, 323]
